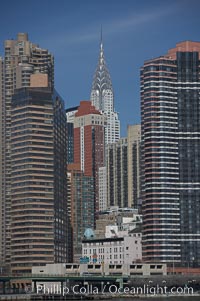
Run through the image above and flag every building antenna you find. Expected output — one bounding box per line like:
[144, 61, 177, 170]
[100, 25, 103, 45]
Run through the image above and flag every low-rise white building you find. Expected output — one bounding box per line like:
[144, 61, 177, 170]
[32, 262, 167, 277]
[82, 229, 142, 265]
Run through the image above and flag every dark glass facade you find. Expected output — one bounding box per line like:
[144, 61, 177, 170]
[141, 42, 200, 268]
[177, 52, 200, 267]
[107, 139, 128, 208]
[67, 168, 94, 262]
[66, 122, 74, 164]
[53, 90, 70, 263]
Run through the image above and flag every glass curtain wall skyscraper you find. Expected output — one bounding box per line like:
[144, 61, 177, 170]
[141, 41, 200, 268]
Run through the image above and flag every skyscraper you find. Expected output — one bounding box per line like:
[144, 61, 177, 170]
[98, 166, 107, 211]
[66, 106, 79, 164]
[141, 41, 200, 268]
[10, 75, 70, 274]
[107, 124, 141, 209]
[67, 164, 94, 262]
[73, 101, 105, 213]
[90, 38, 120, 144]
[0, 33, 70, 273]
[127, 124, 141, 209]
[107, 137, 128, 208]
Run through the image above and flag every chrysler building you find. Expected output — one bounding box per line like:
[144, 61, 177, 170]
[90, 37, 120, 144]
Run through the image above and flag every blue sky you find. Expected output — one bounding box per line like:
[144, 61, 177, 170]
[0, 0, 200, 135]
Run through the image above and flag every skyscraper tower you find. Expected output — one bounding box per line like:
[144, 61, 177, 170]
[0, 33, 68, 272]
[67, 164, 94, 262]
[90, 35, 120, 144]
[141, 41, 200, 269]
[73, 101, 105, 213]
[107, 137, 128, 208]
[10, 78, 69, 274]
[106, 124, 141, 209]
[66, 106, 79, 164]
[127, 125, 141, 209]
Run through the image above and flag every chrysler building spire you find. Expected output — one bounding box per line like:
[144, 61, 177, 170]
[91, 32, 113, 112]
[90, 32, 120, 144]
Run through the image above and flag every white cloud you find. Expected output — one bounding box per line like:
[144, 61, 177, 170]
[42, 3, 178, 50]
